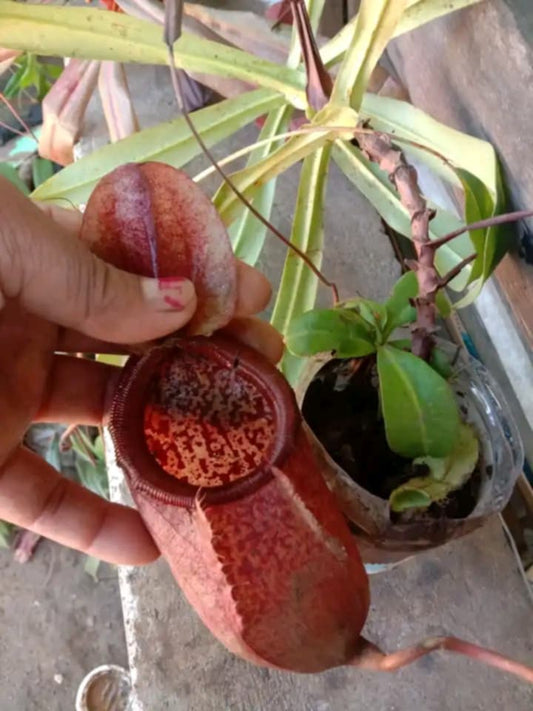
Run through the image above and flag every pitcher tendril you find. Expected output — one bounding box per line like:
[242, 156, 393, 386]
[163, 1, 339, 304]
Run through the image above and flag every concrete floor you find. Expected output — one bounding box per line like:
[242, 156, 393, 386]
[0, 543, 127, 711]
[110, 472, 533, 711]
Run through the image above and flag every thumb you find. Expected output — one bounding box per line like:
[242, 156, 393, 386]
[0, 179, 197, 343]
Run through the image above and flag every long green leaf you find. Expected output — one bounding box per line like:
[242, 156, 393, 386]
[214, 130, 332, 227]
[361, 93, 498, 194]
[0, 2, 306, 107]
[321, 0, 484, 67]
[32, 89, 283, 205]
[457, 167, 494, 282]
[452, 168, 512, 307]
[0, 520, 14, 548]
[0, 161, 29, 195]
[229, 106, 292, 265]
[271, 145, 331, 385]
[32, 157, 55, 188]
[332, 140, 473, 290]
[361, 94, 510, 299]
[331, 0, 408, 110]
[229, 0, 326, 264]
[377, 344, 460, 458]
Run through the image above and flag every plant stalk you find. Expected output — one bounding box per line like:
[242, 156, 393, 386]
[355, 129, 439, 360]
[351, 635, 533, 684]
[290, 0, 332, 110]
[164, 0, 339, 302]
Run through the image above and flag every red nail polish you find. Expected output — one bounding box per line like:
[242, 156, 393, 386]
[158, 276, 188, 290]
[163, 294, 184, 310]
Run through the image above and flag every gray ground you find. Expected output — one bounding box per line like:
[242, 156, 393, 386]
[0, 542, 127, 710]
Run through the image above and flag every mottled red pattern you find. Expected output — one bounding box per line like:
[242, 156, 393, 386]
[81, 162, 237, 335]
[143, 351, 276, 487]
[109, 336, 370, 671]
[132, 426, 369, 672]
[93, 164, 372, 670]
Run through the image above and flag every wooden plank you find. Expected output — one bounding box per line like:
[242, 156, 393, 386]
[494, 254, 533, 350]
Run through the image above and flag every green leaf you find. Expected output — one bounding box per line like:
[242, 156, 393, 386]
[377, 344, 460, 458]
[453, 168, 513, 307]
[286, 308, 377, 358]
[331, 0, 408, 110]
[44, 432, 62, 471]
[333, 141, 473, 290]
[0, 2, 306, 107]
[229, 104, 292, 265]
[269, 146, 332, 384]
[214, 129, 333, 227]
[456, 168, 494, 279]
[429, 345, 455, 379]
[3, 59, 25, 98]
[93, 434, 105, 461]
[436, 289, 452, 318]
[75, 457, 109, 499]
[44, 62, 63, 81]
[384, 272, 418, 333]
[3, 53, 59, 100]
[0, 520, 14, 548]
[84, 555, 101, 582]
[95, 353, 128, 367]
[31, 157, 55, 188]
[360, 93, 509, 293]
[361, 93, 499, 195]
[389, 422, 479, 512]
[383, 271, 452, 337]
[70, 427, 109, 499]
[389, 337, 412, 350]
[389, 489, 431, 512]
[321, 0, 483, 67]
[0, 162, 29, 195]
[352, 298, 388, 335]
[32, 89, 283, 205]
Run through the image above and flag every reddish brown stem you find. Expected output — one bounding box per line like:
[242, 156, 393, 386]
[351, 636, 533, 684]
[290, 0, 333, 111]
[164, 18, 339, 303]
[431, 208, 533, 248]
[0, 93, 39, 143]
[0, 117, 27, 138]
[439, 253, 476, 288]
[355, 130, 437, 360]
[13, 530, 42, 564]
[269, 1, 294, 30]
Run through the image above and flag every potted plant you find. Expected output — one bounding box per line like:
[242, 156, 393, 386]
[288, 240, 524, 566]
[282, 126, 528, 566]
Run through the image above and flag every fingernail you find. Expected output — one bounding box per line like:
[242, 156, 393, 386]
[142, 276, 196, 312]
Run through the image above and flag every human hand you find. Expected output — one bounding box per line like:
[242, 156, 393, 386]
[0, 176, 283, 566]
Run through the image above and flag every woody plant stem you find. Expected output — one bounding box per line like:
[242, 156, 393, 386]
[354, 129, 461, 361]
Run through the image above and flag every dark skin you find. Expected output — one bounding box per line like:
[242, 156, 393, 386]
[0, 177, 283, 566]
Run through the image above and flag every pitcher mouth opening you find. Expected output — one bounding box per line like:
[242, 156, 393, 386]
[108, 336, 299, 507]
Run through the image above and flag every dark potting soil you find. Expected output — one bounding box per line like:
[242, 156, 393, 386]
[302, 357, 481, 522]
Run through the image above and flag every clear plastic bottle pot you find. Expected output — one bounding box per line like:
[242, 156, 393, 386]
[297, 341, 524, 566]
